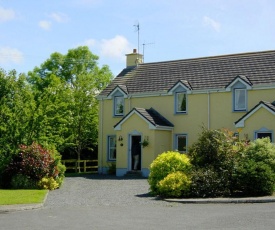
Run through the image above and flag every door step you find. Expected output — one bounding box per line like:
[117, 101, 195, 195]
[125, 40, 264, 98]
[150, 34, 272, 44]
[124, 170, 143, 178]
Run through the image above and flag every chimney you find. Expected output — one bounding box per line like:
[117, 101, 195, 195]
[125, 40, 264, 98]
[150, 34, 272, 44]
[125, 49, 143, 67]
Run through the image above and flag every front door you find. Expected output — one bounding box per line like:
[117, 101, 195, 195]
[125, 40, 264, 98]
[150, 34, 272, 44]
[131, 135, 141, 171]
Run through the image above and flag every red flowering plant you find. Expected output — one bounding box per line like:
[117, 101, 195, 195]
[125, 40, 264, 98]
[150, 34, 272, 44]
[2, 142, 65, 189]
[18, 143, 59, 180]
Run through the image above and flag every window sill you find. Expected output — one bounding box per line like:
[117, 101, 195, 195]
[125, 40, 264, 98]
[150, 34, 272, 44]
[113, 115, 124, 117]
[175, 112, 187, 115]
[233, 110, 247, 112]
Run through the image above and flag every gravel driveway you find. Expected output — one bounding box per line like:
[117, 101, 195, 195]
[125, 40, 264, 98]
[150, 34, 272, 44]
[2, 174, 275, 230]
[45, 174, 169, 208]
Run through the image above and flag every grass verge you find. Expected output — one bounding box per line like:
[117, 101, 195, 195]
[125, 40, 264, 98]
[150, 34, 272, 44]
[0, 190, 48, 205]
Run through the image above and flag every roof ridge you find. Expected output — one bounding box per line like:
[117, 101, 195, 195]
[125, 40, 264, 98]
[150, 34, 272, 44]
[139, 50, 275, 66]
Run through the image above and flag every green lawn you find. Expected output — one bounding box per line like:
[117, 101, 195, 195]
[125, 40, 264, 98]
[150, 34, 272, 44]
[0, 189, 48, 205]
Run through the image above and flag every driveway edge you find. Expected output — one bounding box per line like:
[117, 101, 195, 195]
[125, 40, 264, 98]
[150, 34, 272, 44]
[165, 196, 275, 204]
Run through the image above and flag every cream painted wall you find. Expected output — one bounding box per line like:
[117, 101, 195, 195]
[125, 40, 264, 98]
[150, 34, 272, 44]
[115, 113, 155, 169]
[98, 87, 275, 172]
[238, 107, 275, 141]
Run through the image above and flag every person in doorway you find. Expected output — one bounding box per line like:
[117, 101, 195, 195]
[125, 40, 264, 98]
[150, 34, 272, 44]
[131, 141, 140, 171]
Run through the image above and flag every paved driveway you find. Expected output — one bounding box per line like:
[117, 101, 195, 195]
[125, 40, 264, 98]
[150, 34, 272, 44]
[1, 175, 275, 230]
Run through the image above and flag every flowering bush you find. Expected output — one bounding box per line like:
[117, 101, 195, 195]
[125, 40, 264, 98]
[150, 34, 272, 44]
[148, 151, 191, 195]
[38, 177, 59, 190]
[3, 142, 65, 189]
[157, 171, 191, 198]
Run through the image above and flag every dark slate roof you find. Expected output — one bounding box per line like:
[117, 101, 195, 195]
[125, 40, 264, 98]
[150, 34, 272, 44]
[114, 107, 174, 129]
[100, 50, 275, 96]
[235, 100, 275, 125]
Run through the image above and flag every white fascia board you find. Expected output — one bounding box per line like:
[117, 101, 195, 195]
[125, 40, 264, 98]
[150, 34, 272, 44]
[107, 87, 127, 99]
[251, 84, 275, 90]
[155, 125, 174, 130]
[168, 82, 191, 93]
[226, 78, 252, 91]
[114, 109, 157, 131]
[235, 121, 244, 128]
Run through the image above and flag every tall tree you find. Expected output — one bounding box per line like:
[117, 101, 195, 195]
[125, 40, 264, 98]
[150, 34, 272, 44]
[0, 69, 34, 154]
[27, 46, 113, 163]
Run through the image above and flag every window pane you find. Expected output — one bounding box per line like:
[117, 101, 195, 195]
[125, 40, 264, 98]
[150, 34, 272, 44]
[177, 135, 186, 152]
[235, 89, 246, 110]
[115, 97, 124, 115]
[177, 93, 186, 112]
[108, 136, 116, 160]
[257, 132, 272, 140]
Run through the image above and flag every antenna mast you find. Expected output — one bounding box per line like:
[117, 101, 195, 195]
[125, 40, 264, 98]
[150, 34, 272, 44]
[142, 41, 154, 62]
[134, 22, 140, 55]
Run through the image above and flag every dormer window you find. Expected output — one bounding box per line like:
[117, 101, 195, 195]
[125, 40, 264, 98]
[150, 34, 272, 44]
[107, 85, 128, 117]
[114, 96, 124, 116]
[168, 80, 191, 115]
[234, 88, 246, 111]
[176, 92, 187, 113]
[225, 75, 252, 112]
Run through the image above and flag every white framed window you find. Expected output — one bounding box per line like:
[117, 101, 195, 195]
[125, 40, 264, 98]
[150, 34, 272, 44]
[176, 92, 187, 113]
[234, 88, 246, 111]
[114, 96, 124, 116]
[175, 134, 187, 153]
[108, 135, 116, 161]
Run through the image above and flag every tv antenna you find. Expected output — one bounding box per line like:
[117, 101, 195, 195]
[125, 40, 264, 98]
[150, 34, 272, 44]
[133, 22, 140, 55]
[142, 41, 155, 62]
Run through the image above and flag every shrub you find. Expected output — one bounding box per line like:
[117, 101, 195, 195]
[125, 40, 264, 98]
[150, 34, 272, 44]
[157, 171, 191, 198]
[233, 138, 275, 196]
[3, 142, 65, 189]
[234, 160, 274, 196]
[10, 174, 37, 189]
[188, 127, 238, 170]
[188, 127, 247, 197]
[148, 151, 191, 195]
[38, 177, 59, 190]
[188, 167, 231, 198]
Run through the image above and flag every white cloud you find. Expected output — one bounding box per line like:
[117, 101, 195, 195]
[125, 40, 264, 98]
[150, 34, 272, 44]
[203, 16, 221, 32]
[48, 12, 69, 23]
[0, 47, 23, 64]
[0, 6, 16, 22]
[39, 20, 52, 30]
[80, 35, 132, 61]
[82, 39, 97, 47]
[99, 35, 132, 60]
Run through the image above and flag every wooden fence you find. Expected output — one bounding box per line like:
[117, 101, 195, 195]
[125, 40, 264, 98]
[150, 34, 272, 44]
[61, 159, 98, 173]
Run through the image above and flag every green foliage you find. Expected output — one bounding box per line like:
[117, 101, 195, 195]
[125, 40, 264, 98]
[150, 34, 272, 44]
[27, 46, 113, 159]
[148, 151, 191, 195]
[188, 128, 275, 197]
[189, 167, 230, 198]
[3, 143, 65, 189]
[38, 177, 59, 190]
[10, 174, 37, 189]
[0, 69, 35, 154]
[188, 127, 239, 169]
[233, 138, 275, 196]
[157, 171, 191, 198]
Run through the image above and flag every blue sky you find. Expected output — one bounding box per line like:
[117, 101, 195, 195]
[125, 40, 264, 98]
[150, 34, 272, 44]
[1, 0, 275, 76]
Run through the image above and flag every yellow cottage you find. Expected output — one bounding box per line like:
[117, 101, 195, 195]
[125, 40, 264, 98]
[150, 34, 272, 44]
[97, 49, 275, 177]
